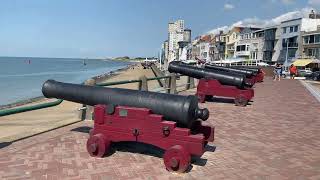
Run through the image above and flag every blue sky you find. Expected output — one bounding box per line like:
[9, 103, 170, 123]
[0, 0, 318, 58]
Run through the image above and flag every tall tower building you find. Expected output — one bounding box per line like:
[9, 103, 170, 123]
[168, 20, 185, 63]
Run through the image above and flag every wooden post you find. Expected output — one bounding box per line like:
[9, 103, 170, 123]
[169, 73, 177, 94]
[165, 72, 171, 94]
[138, 75, 148, 91]
[186, 76, 195, 90]
[80, 78, 96, 120]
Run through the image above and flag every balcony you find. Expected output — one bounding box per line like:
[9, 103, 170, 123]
[282, 42, 298, 48]
[227, 47, 235, 51]
[235, 51, 250, 57]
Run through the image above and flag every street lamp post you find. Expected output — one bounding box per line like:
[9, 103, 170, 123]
[285, 39, 289, 71]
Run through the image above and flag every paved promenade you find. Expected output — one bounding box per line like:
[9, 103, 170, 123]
[0, 78, 319, 179]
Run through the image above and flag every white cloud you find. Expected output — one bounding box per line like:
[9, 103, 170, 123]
[207, 26, 229, 35]
[281, 0, 295, 5]
[207, 7, 314, 35]
[224, 3, 235, 11]
[309, 0, 320, 5]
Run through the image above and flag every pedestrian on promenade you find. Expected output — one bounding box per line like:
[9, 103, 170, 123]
[289, 64, 297, 79]
[274, 63, 282, 81]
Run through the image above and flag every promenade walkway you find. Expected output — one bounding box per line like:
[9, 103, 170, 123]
[0, 78, 319, 179]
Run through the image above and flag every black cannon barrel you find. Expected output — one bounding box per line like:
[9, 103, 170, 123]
[205, 65, 255, 78]
[42, 80, 209, 128]
[168, 62, 251, 89]
[230, 66, 261, 74]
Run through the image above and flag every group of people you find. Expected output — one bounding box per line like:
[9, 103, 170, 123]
[273, 63, 298, 81]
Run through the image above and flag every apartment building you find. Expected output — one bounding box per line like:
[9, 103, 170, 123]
[301, 29, 320, 59]
[276, 16, 320, 64]
[263, 27, 277, 62]
[168, 20, 185, 63]
[166, 20, 193, 64]
[209, 31, 226, 61]
[198, 35, 211, 62]
[235, 28, 262, 60]
[225, 27, 242, 59]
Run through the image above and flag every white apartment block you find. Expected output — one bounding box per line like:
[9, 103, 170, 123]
[275, 17, 320, 64]
[235, 30, 264, 61]
[168, 20, 185, 63]
[199, 41, 210, 62]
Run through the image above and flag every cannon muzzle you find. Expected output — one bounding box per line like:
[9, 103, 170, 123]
[42, 80, 209, 128]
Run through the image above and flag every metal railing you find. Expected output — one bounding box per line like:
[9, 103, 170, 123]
[0, 75, 182, 117]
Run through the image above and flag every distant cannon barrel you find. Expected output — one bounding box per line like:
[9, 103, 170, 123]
[42, 80, 209, 128]
[230, 66, 261, 74]
[205, 65, 255, 78]
[168, 62, 251, 89]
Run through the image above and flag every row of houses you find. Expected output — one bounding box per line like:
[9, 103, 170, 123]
[161, 10, 320, 68]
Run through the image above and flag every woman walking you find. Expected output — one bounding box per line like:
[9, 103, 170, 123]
[274, 63, 282, 81]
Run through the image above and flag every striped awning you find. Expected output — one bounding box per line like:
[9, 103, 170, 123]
[292, 59, 313, 67]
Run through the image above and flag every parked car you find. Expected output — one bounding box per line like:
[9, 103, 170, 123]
[306, 71, 320, 81]
[297, 69, 313, 77]
[281, 70, 290, 78]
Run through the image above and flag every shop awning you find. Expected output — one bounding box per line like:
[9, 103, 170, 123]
[292, 59, 313, 67]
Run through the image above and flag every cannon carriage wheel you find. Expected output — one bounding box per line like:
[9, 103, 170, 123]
[163, 145, 191, 172]
[86, 134, 111, 157]
[234, 95, 248, 107]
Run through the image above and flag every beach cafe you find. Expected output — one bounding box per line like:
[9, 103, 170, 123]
[292, 58, 320, 71]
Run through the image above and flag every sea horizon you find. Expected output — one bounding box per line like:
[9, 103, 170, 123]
[0, 56, 132, 105]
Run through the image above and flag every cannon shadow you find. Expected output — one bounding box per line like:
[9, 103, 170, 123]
[205, 96, 253, 106]
[0, 142, 12, 149]
[71, 126, 215, 171]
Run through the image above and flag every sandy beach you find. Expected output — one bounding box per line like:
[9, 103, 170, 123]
[0, 63, 162, 142]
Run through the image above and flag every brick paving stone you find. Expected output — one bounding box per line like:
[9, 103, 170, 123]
[0, 78, 320, 180]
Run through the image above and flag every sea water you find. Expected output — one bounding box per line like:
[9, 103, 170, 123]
[0, 57, 131, 105]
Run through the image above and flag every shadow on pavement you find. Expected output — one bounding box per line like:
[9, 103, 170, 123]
[0, 142, 12, 149]
[205, 97, 253, 106]
[70, 126, 92, 133]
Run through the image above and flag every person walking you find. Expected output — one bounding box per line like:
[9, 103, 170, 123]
[289, 64, 297, 79]
[274, 63, 282, 81]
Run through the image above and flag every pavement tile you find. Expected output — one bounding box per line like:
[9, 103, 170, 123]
[0, 78, 320, 179]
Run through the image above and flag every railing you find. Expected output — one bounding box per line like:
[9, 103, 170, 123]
[282, 42, 298, 48]
[0, 74, 194, 117]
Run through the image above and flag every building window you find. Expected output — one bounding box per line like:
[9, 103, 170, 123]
[246, 45, 250, 51]
[290, 26, 294, 33]
[245, 34, 248, 39]
[240, 35, 244, 40]
[315, 34, 320, 43]
[251, 52, 257, 59]
[310, 35, 315, 44]
[283, 27, 287, 34]
[236, 45, 246, 51]
[294, 25, 298, 32]
[304, 36, 309, 44]
[203, 52, 207, 58]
